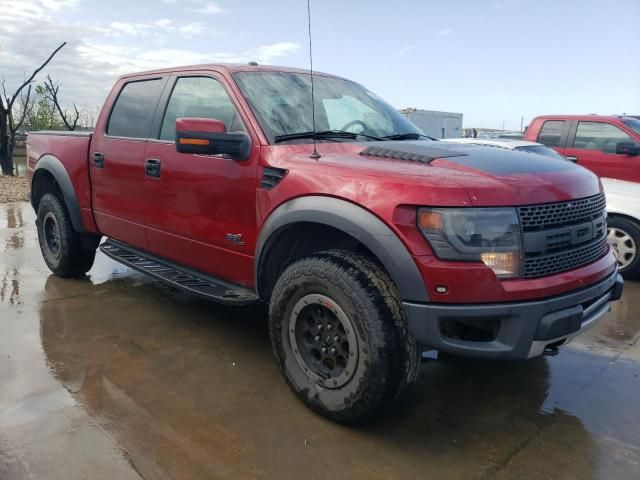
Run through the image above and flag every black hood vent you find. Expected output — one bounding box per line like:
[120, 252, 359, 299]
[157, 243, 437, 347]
[360, 142, 467, 164]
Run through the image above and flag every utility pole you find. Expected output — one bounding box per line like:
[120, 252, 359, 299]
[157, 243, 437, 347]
[520, 116, 524, 132]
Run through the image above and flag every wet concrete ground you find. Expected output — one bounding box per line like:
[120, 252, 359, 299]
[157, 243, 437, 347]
[1, 201, 639, 480]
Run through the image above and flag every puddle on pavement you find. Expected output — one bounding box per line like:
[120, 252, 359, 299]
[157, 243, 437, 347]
[1, 201, 639, 479]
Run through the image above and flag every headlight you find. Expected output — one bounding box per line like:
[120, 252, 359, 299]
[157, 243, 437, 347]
[418, 207, 522, 278]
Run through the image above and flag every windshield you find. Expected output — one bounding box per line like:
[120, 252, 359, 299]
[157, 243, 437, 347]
[516, 145, 566, 159]
[233, 72, 425, 144]
[622, 117, 640, 136]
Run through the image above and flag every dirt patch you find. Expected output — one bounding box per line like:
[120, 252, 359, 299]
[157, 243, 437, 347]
[0, 175, 30, 203]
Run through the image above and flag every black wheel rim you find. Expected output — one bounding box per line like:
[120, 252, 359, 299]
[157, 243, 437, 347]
[43, 212, 61, 259]
[289, 294, 358, 389]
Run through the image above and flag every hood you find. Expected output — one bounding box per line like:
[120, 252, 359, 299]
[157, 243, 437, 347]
[356, 140, 601, 205]
[265, 140, 602, 207]
[601, 177, 640, 218]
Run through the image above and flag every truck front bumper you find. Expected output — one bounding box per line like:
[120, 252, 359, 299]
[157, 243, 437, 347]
[403, 271, 623, 359]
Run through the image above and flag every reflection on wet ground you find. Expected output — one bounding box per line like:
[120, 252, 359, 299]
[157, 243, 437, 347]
[1, 202, 639, 479]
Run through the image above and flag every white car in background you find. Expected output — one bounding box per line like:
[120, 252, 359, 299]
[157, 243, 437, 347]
[443, 137, 568, 159]
[601, 178, 640, 277]
[443, 138, 640, 277]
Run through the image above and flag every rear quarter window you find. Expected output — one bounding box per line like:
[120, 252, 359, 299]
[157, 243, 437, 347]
[107, 78, 163, 138]
[537, 120, 566, 147]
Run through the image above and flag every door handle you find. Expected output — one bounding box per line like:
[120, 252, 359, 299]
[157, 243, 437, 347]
[92, 152, 105, 168]
[565, 156, 578, 163]
[145, 158, 161, 178]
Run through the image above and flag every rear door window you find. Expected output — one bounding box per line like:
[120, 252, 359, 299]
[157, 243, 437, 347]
[537, 120, 566, 146]
[573, 121, 634, 153]
[107, 78, 163, 138]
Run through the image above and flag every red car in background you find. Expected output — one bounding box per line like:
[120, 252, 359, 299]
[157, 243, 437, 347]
[524, 115, 640, 183]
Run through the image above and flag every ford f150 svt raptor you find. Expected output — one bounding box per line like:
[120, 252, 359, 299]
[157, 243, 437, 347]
[27, 64, 623, 423]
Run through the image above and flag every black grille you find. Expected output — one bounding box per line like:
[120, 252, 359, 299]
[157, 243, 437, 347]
[523, 236, 608, 278]
[518, 193, 606, 231]
[519, 193, 608, 278]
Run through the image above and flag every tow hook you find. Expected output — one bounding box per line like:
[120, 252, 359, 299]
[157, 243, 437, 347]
[543, 345, 560, 356]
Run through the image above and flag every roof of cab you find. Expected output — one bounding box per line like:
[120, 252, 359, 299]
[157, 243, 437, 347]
[532, 114, 632, 122]
[118, 63, 335, 80]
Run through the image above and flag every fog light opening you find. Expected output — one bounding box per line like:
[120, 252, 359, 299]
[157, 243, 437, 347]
[440, 318, 501, 342]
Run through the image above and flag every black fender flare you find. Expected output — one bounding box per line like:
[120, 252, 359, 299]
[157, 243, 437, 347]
[255, 196, 430, 303]
[32, 154, 85, 232]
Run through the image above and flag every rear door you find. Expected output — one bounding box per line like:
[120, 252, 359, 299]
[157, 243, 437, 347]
[535, 119, 570, 156]
[91, 75, 168, 248]
[142, 72, 260, 286]
[564, 121, 640, 182]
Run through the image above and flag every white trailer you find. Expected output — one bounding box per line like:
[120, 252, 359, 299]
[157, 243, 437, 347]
[399, 109, 463, 139]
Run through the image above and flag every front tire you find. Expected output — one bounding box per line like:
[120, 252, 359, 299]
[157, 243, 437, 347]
[36, 193, 100, 277]
[269, 250, 420, 424]
[607, 216, 640, 278]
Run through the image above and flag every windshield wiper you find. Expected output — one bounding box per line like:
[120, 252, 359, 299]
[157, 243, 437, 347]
[273, 130, 384, 143]
[381, 132, 437, 141]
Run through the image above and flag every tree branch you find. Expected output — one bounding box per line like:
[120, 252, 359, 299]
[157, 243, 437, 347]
[12, 84, 32, 133]
[44, 74, 79, 130]
[8, 42, 66, 111]
[0, 79, 8, 112]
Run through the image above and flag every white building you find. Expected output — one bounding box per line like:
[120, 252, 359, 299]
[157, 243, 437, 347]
[399, 108, 463, 139]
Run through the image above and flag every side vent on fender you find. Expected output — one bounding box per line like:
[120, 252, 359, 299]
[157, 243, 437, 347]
[261, 167, 287, 189]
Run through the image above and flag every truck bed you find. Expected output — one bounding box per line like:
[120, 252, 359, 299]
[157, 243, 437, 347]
[27, 130, 95, 230]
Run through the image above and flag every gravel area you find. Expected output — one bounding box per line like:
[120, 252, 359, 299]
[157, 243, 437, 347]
[0, 175, 30, 203]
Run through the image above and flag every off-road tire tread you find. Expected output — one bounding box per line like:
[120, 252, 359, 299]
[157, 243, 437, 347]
[37, 193, 99, 277]
[269, 249, 420, 424]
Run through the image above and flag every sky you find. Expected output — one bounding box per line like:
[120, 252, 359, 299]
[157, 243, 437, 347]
[1, 0, 639, 130]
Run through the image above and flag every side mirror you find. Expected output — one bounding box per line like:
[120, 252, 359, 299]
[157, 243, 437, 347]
[615, 141, 640, 156]
[175, 117, 251, 160]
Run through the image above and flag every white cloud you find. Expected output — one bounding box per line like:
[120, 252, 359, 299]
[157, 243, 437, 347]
[110, 22, 147, 36]
[398, 45, 415, 57]
[160, 0, 227, 15]
[192, 2, 226, 15]
[39, 0, 79, 10]
[436, 28, 453, 37]
[0, 0, 298, 109]
[104, 19, 207, 39]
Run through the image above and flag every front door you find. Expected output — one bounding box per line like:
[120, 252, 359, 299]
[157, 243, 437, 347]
[564, 121, 640, 182]
[91, 76, 167, 248]
[143, 74, 260, 286]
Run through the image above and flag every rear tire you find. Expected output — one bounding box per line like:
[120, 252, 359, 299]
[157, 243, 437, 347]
[269, 249, 420, 424]
[36, 193, 100, 277]
[607, 216, 640, 278]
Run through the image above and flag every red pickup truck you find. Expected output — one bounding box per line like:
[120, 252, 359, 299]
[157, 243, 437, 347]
[27, 64, 623, 423]
[524, 115, 640, 183]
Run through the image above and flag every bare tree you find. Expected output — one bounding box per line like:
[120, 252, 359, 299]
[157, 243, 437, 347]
[0, 42, 66, 176]
[43, 75, 80, 131]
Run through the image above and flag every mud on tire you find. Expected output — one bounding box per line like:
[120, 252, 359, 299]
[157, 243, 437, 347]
[36, 193, 100, 277]
[269, 249, 420, 424]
